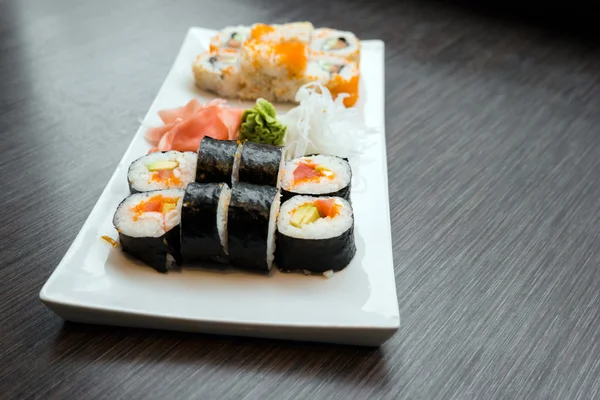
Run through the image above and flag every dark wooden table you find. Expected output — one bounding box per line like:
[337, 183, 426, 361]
[2, 0, 600, 398]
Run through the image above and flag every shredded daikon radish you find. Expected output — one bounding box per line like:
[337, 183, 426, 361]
[280, 83, 376, 162]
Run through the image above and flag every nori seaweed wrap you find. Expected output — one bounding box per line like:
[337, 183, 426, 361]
[227, 182, 280, 273]
[196, 136, 238, 186]
[275, 195, 356, 273]
[238, 141, 284, 187]
[180, 182, 231, 265]
[113, 189, 185, 273]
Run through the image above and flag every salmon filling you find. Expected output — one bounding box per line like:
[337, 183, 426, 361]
[150, 170, 182, 186]
[292, 161, 335, 185]
[132, 195, 179, 221]
[290, 198, 341, 227]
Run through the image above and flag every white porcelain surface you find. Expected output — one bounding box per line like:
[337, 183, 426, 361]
[39, 27, 399, 347]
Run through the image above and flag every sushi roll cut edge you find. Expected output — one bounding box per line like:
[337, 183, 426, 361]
[127, 151, 197, 194]
[275, 195, 356, 274]
[193, 50, 242, 98]
[112, 189, 185, 273]
[280, 155, 352, 203]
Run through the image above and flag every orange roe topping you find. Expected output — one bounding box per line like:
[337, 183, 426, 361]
[250, 23, 276, 40]
[150, 170, 182, 187]
[274, 41, 307, 77]
[132, 195, 179, 221]
[221, 65, 233, 76]
[327, 74, 360, 107]
[101, 235, 118, 248]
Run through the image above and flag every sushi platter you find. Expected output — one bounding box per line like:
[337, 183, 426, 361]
[39, 24, 399, 347]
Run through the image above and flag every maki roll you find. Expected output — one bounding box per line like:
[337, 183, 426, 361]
[276, 195, 356, 274]
[280, 155, 351, 202]
[193, 50, 242, 98]
[113, 189, 185, 273]
[238, 141, 285, 187]
[196, 136, 238, 186]
[127, 151, 197, 194]
[310, 28, 361, 64]
[227, 183, 280, 273]
[180, 182, 231, 265]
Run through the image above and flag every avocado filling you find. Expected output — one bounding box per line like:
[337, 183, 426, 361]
[290, 204, 321, 228]
[148, 160, 179, 171]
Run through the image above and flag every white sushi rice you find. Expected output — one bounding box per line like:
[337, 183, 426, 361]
[114, 189, 185, 238]
[193, 51, 242, 98]
[128, 151, 197, 192]
[281, 155, 351, 194]
[323, 270, 335, 279]
[210, 25, 251, 51]
[250, 22, 314, 44]
[310, 28, 361, 64]
[307, 54, 359, 81]
[216, 185, 232, 255]
[276, 148, 286, 188]
[277, 195, 353, 239]
[266, 190, 281, 270]
[230, 143, 243, 184]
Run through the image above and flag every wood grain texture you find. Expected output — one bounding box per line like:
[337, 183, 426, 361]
[1, 0, 600, 398]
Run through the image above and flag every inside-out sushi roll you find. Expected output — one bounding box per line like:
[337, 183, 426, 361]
[249, 22, 314, 44]
[127, 151, 197, 194]
[195, 136, 238, 186]
[193, 50, 242, 98]
[209, 25, 251, 52]
[310, 55, 360, 107]
[276, 195, 356, 274]
[227, 183, 280, 273]
[240, 39, 309, 81]
[180, 182, 232, 265]
[280, 155, 352, 202]
[113, 189, 185, 273]
[237, 141, 285, 187]
[310, 28, 361, 64]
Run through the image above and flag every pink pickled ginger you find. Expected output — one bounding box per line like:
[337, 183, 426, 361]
[145, 98, 243, 152]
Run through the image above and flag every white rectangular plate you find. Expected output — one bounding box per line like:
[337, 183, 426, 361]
[40, 27, 399, 347]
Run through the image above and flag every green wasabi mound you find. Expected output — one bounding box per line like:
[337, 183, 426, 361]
[239, 98, 287, 146]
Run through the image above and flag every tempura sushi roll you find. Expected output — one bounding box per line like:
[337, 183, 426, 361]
[276, 195, 356, 273]
[180, 182, 231, 265]
[113, 189, 185, 273]
[310, 28, 361, 64]
[280, 155, 352, 202]
[249, 22, 314, 44]
[196, 136, 238, 186]
[209, 25, 251, 52]
[193, 50, 242, 98]
[237, 141, 285, 187]
[227, 183, 280, 273]
[127, 151, 197, 194]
